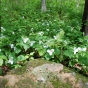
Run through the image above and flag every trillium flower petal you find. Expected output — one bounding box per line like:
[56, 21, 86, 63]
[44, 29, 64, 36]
[47, 49, 54, 56]
[73, 47, 87, 54]
[10, 44, 14, 48]
[0, 49, 1, 52]
[30, 41, 35, 46]
[74, 47, 78, 54]
[8, 57, 14, 64]
[23, 37, 29, 43]
[82, 48, 86, 51]
[38, 31, 44, 36]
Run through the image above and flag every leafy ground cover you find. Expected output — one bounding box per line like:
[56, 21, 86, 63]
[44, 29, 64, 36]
[0, 0, 88, 75]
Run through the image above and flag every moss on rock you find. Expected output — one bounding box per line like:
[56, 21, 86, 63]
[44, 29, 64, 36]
[8, 59, 53, 75]
[1, 59, 88, 88]
[0, 77, 8, 88]
[51, 77, 72, 88]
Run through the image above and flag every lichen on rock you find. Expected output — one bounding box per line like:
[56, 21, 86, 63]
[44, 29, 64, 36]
[31, 63, 63, 83]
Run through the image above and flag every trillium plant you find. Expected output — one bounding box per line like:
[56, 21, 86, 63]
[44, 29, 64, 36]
[0, 0, 88, 75]
[47, 49, 54, 56]
[8, 58, 14, 65]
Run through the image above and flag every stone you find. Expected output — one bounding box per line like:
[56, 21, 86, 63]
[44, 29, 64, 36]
[0, 59, 88, 88]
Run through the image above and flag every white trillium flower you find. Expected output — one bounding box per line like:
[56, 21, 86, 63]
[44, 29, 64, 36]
[82, 48, 86, 51]
[46, 29, 49, 31]
[39, 40, 43, 44]
[30, 41, 35, 46]
[64, 40, 68, 45]
[10, 44, 14, 48]
[38, 31, 44, 36]
[47, 23, 49, 26]
[74, 47, 78, 54]
[12, 31, 15, 34]
[0, 49, 1, 52]
[31, 28, 34, 32]
[23, 37, 29, 43]
[74, 47, 87, 54]
[1, 34, 5, 38]
[14, 47, 16, 51]
[78, 47, 81, 51]
[47, 49, 54, 56]
[8, 57, 14, 64]
[54, 36, 57, 40]
[43, 45, 48, 48]
[1, 27, 6, 31]
[22, 16, 24, 19]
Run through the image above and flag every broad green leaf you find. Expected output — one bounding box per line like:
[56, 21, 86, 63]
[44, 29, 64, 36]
[46, 39, 55, 47]
[69, 61, 75, 67]
[30, 57, 34, 60]
[64, 50, 73, 58]
[44, 53, 51, 61]
[30, 52, 34, 56]
[55, 30, 64, 43]
[78, 55, 88, 66]
[17, 55, 25, 61]
[36, 45, 46, 56]
[0, 59, 3, 66]
[15, 47, 21, 54]
[23, 44, 30, 51]
[0, 55, 7, 60]
[25, 54, 29, 59]
[38, 49, 46, 56]
[55, 48, 60, 55]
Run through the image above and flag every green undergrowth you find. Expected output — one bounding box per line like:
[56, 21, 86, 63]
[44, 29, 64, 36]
[1, 0, 88, 75]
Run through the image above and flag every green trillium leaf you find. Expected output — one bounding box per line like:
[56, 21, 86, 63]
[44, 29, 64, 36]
[64, 50, 73, 58]
[17, 55, 25, 61]
[0, 59, 3, 66]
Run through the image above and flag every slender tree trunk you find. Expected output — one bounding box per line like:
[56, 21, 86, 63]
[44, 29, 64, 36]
[41, 0, 46, 12]
[81, 0, 88, 35]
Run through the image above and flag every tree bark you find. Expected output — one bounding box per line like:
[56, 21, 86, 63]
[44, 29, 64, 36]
[81, 0, 88, 35]
[41, 0, 46, 12]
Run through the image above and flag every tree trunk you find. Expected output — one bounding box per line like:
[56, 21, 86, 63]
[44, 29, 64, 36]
[41, 0, 46, 12]
[81, 0, 88, 35]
